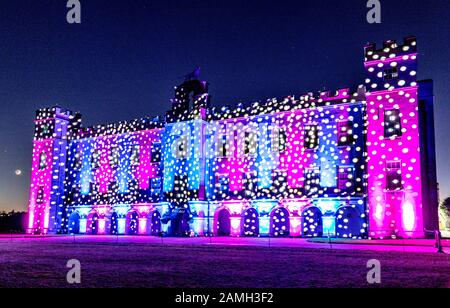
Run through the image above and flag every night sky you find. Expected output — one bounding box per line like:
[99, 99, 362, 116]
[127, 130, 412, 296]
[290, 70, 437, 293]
[0, 0, 449, 212]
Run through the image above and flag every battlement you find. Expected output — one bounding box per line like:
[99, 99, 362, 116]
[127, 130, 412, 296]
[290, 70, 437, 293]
[208, 86, 366, 121]
[72, 115, 165, 139]
[364, 36, 417, 62]
[35, 106, 78, 121]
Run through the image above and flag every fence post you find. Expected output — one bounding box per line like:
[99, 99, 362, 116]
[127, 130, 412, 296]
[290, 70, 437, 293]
[425, 229, 445, 254]
[435, 230, 444, 254]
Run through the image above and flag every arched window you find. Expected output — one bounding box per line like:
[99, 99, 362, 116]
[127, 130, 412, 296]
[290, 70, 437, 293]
[242, 208, 259, 237]
[110, 212, 119, 235]
[216, 209, 231, 236]
[302, 207, 323, 237]
[271, 208, 290, 237]
[150, 211, 161, 236]
[128, 211, 139, 235]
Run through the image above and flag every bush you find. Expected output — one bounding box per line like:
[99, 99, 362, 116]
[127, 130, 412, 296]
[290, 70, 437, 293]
[0, 211, 27, 234]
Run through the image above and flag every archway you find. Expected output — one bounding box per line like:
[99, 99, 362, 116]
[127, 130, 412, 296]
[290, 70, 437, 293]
[127, 211, 139, 235]
[150, 211, 161, 236]
[335, 206, 363, 238]
[242, 208, 259, 237]
[68, 212, 80, 235]
[302, 207, 323, 237]
[271, 208, 290, 237]
[110, 212, 119, 235]
[90, 213, 99, 235]
[216, 208, 231, 236]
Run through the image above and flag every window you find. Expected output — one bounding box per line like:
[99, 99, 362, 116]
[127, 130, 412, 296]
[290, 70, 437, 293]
[272, 170, 288, 194]
[337, 121, 354, 146]
[304, 125, 319, 150]
[130, 145, 140, 166]
[338, 167, 355, 190]
[173, 176, 188, 200]
[384, 109, 402, 138]
[73, 152, 83, 169]
[244, 172, 257, 198]
[244, 131, 258, 156]
[216, 175, 230, 195]
[175, 136, 189, 159]
[109, 147, 119, 168]
[151, 177, 162, 197]
[386, 161, 403, 191]
[91, 150, 100, 169]
[151, 177, 162, 190]
[41, 124, 50, 135]
[150, 143, 161, 163]
[36, 187, 44, 204]
[39, 152, 47, 170]
[217, 135, 228, 157]
[304, 168, 320, 195]
[37, 123, 52, 139]
[272, 127, 287, 153]
[383, 68, 399, 81]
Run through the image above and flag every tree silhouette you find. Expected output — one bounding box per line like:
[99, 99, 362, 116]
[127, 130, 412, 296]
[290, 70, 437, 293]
[0, 211, 27, 233]
[441, 197, 450, 216]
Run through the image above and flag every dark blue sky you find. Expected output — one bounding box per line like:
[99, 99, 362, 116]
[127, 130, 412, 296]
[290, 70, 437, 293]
[0, 0, 449, 211]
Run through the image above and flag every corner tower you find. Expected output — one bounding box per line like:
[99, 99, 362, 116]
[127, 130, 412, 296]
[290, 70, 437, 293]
[364, 37, 438, 238]
[27, 107, 81, 234]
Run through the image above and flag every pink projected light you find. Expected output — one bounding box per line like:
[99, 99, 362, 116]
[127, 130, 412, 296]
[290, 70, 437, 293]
[27, 139, 54, 234]
[365, 37, 425, 239]
[26, 37, 438, 240]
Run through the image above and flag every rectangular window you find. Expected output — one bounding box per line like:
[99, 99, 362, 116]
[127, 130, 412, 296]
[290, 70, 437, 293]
[304, 125, 319, 150]
[272, 127, 287, 153]
[36, 123, 53, 139]
[128, 179, 139, 192]
[151, 177, 162, 190]
[36, 187, 44, 204]
[217, 135, 228, 157]
[272, 170, 288, 194]
[73, 152, 83, 169]
[173, 175, 188, 199]
[383, 67, 399, 81]
[151, 177, 162, 196]
[304, 168, 320, 195]
[384, 109, 402, 138]
[244, 131, 258, 156]
[39, 152, 47, 170]
[175, 136, 189, 159]
[244, 172, 257, 198]
[91, 150, 100, 169]
[151, 143, 162, 163]
[338, 166, 355, 190]
[337, 121, 355, 146]
[386, 161, 403, 191]
[130, 145, 140, 166]
[216, 175, 230, 195]
[109, 147, 119, 168]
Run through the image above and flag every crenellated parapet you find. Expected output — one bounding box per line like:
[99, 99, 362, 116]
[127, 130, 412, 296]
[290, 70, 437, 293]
[364, 36, 417, 63]
[208, 86, 366, 121]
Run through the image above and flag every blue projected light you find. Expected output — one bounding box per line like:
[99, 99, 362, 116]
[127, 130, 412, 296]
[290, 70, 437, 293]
[259, 217, 270, 235]
[322, 216, 336, 236]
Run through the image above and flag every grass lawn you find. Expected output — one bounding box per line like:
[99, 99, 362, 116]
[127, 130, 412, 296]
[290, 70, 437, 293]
[0, 239, 449, 288]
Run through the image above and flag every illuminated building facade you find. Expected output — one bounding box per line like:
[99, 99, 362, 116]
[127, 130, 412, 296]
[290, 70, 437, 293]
[27, 37, 439, 239]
